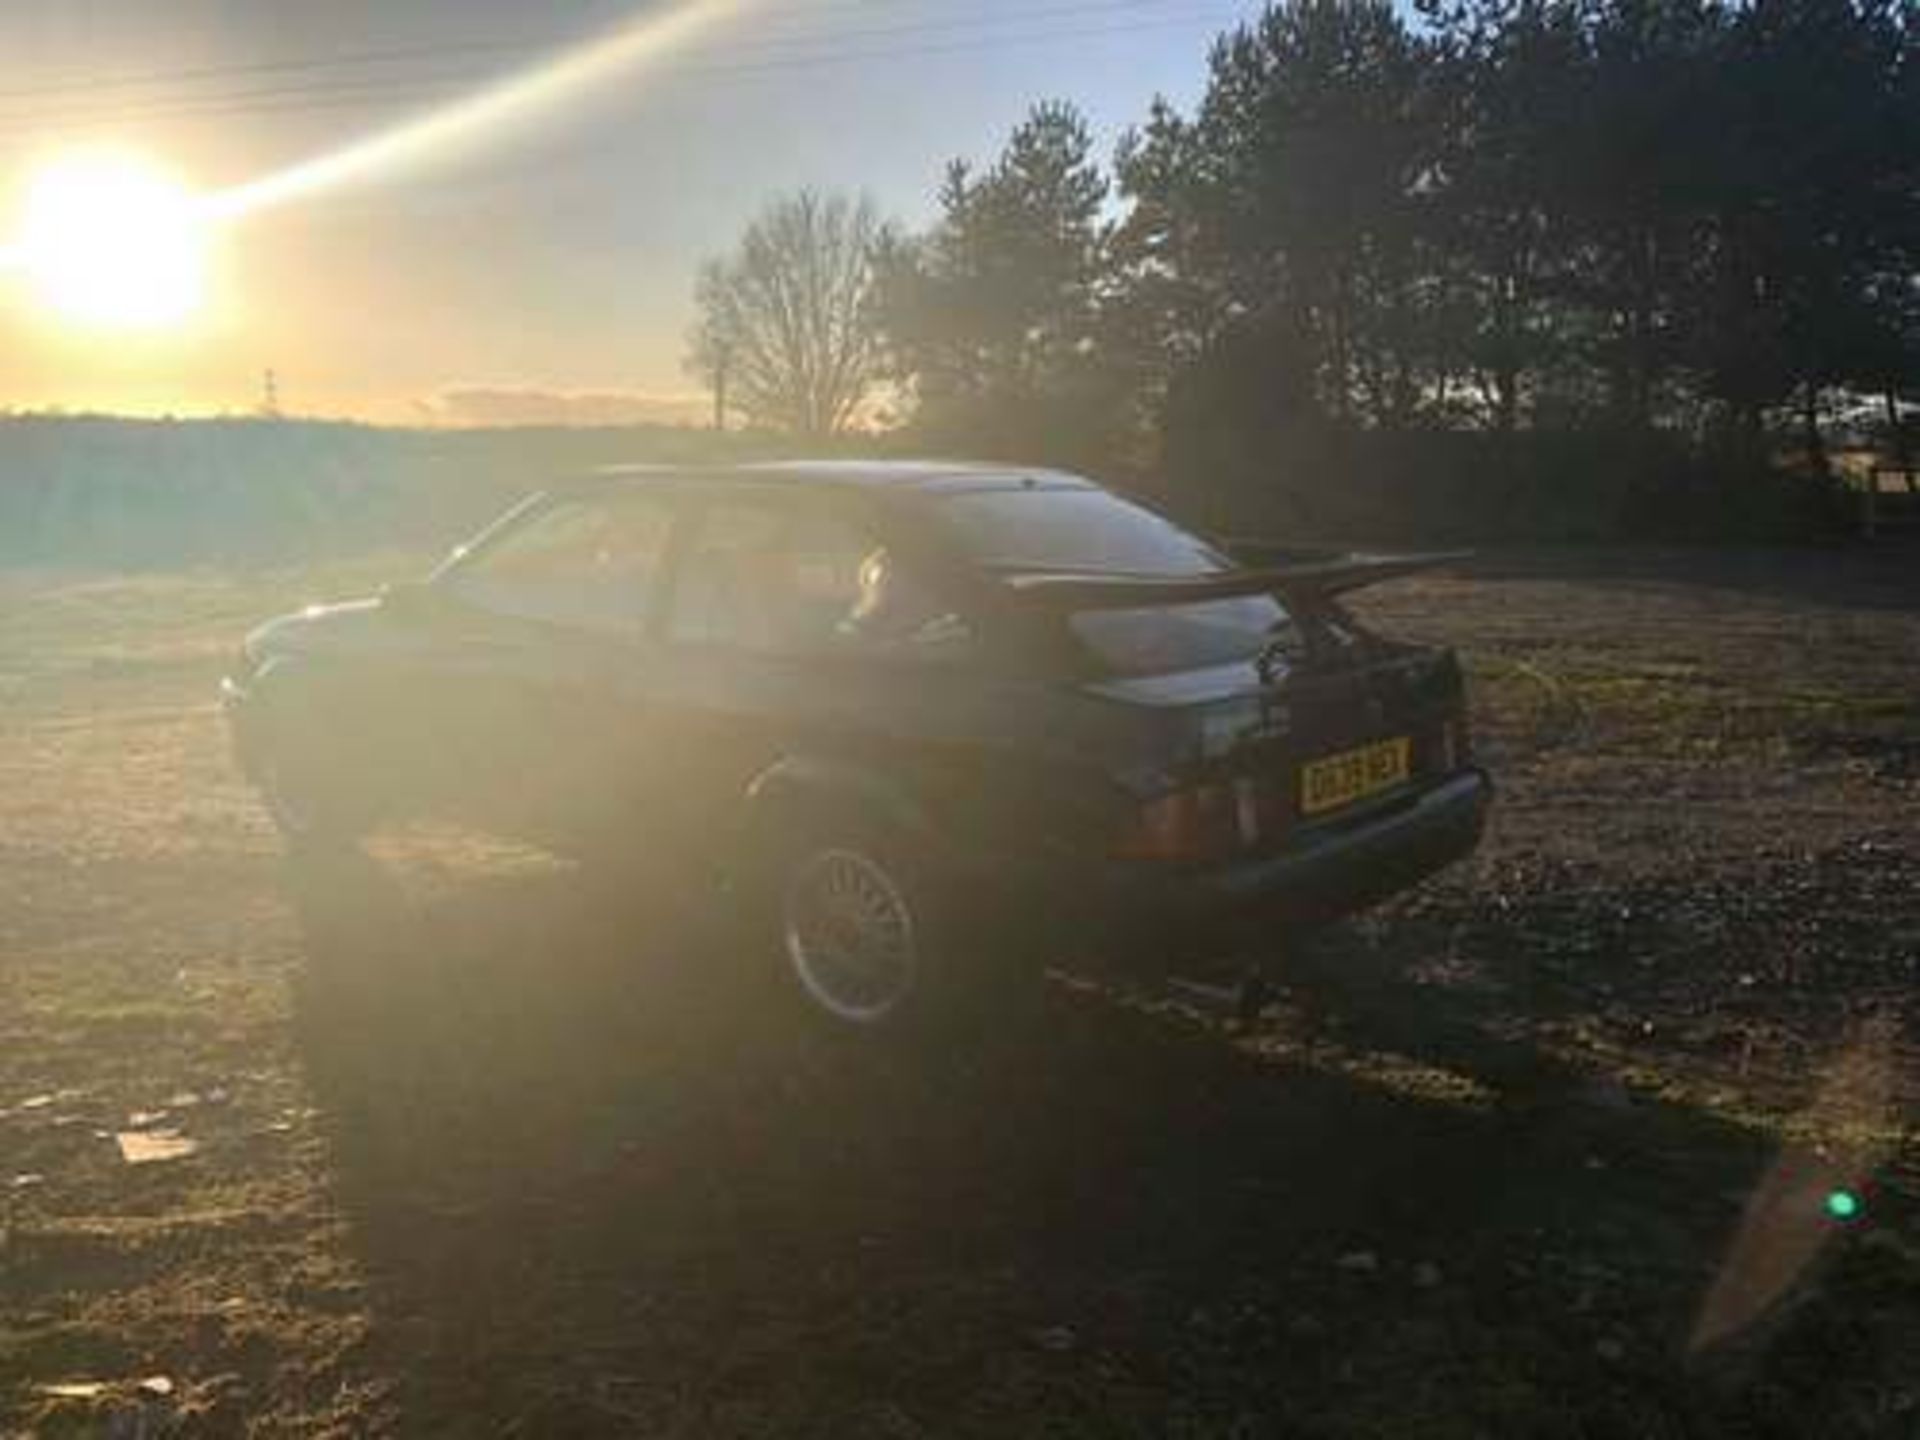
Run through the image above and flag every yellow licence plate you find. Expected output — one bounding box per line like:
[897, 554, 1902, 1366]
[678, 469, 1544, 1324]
[1299, 737, 1411, 816]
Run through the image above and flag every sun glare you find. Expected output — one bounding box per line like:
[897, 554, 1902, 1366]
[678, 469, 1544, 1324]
[17, 151, 207, 330]
[0, 3, 734, 338]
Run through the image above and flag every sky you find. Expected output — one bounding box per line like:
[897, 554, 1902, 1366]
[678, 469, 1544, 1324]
[0, 0, 1253, 425]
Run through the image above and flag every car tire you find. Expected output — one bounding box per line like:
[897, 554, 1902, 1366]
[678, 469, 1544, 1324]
[760, 817, 1025, 1037]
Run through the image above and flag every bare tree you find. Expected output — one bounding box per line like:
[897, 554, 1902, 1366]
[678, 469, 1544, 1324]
[687, 190, 888, 437]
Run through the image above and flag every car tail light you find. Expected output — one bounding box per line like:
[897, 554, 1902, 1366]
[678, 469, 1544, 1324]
[1113, 778, 1275, 864]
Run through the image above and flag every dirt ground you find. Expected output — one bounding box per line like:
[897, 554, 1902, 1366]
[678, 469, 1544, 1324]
[2, 545, 1916, 1438]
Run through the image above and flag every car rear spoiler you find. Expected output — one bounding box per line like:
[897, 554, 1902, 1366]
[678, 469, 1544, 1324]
[993, 550, 1471, 610]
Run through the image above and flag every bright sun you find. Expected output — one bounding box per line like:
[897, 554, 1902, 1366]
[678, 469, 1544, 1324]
[16, 150, 208, 330]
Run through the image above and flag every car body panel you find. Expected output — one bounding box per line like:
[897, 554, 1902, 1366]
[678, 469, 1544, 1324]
[223, 461, 1489, 957]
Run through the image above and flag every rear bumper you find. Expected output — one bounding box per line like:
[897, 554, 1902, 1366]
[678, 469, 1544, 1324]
[1186, 767, 1490, 925]
[1035, 767, 1492, 955]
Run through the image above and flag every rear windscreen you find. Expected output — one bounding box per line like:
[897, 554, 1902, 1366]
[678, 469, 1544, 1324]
[932, 485, 1295, 675]
[934, 486, 1231, 575]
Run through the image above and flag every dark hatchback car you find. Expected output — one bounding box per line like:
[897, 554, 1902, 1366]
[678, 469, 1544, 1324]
[224, 461, 1490, 1030]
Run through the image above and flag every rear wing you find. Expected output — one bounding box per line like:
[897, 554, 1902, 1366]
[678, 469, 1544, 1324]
[993, 550, 1471, 611]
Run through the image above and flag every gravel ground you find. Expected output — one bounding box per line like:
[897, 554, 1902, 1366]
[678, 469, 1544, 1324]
[1, 544, 1915, 1437]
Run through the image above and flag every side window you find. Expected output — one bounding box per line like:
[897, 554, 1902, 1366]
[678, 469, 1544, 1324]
[668, 499, 973, 659]
[446, 494, 676, 635]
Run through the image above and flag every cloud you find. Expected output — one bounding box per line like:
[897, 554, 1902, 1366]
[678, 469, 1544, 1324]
[416, 384, 709, 428]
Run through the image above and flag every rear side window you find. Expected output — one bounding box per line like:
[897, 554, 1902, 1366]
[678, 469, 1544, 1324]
[1071, 595, 1292, 677]
[934, 487, 1229, 576]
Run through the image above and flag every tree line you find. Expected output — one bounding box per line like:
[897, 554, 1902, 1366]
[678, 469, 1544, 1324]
[689, 0, 1918, 538]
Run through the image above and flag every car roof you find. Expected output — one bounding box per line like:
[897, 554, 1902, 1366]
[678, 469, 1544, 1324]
[575, 459, 1097, 497]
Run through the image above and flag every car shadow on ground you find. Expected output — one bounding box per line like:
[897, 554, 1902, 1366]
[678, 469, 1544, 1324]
[282, 844, 1825, 1436]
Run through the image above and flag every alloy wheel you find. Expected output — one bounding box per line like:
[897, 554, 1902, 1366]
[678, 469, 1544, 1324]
[782, 846, 919, 1025]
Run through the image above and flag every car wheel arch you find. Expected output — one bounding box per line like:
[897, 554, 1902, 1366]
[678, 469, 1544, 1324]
[741, 753, 940, 854]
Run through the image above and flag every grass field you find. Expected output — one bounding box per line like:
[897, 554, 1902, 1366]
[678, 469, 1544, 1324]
[2, 546, 1916, 1437]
